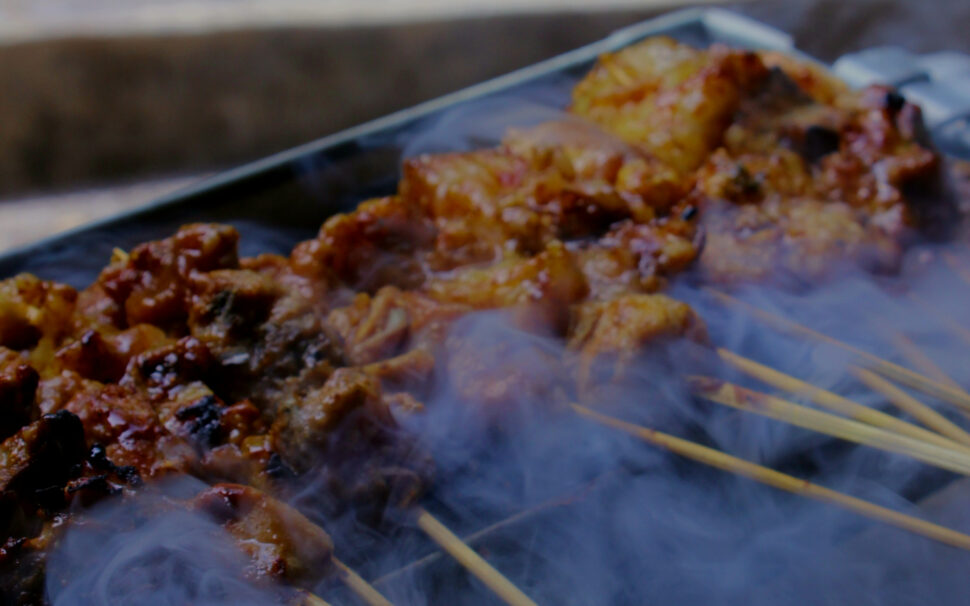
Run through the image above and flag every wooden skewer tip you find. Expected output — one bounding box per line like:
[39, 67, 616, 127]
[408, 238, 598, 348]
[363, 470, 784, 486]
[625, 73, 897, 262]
[704, 288, 970, 413]
[415, 507, 539, 606]
[689, 377, 970, 477]
[571, 403, 970, 552]
[715, 348, 970, 454]
[333, 557, 395, 606]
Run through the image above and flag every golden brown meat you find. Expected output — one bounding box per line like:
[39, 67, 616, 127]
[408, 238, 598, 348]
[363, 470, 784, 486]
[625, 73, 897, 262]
[0, 275, 77, 375]
[569, 294, 707, 390]
[571, 37, 768, 174]
[424, 240, 589, 334]
[291, 195, 435, 292]
[326, 286, 466, 367]
[83, 223, 240, 332]
[270, 367, 429, 519]
[694, 72, 939, 283]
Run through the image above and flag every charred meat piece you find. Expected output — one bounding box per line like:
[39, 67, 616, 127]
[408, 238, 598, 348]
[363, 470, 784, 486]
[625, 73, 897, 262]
[62, 384, 182, 478]
[270, 368, 430, 521]
[184, 261, 345, 411]
[0, 411, 86, 513]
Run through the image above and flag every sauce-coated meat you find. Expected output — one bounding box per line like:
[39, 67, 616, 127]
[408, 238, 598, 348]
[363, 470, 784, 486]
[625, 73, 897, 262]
[0, 36, 953, 603]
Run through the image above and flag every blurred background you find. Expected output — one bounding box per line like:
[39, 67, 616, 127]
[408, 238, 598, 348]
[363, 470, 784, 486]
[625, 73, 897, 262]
[1, 0, 968, 252]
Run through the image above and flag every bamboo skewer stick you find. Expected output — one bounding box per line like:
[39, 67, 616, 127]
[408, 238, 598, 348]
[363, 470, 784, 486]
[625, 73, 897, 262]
[884, 331, 970, 424]
[333, 558, 395, 606]
[300, 591, 334, 606]
[851, 367, 970, 448]
[715, 348, 970, 454]
[571, 404, 970, 551]
[703, 288, 970, 412]
[688, 378, 970, 476]
[889, 333, 962, 390]
[415, 507, 539, 606]
[375, 479, 604, 589]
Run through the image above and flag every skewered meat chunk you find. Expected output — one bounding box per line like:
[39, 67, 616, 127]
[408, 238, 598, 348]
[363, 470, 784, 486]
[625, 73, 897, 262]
[291, 195, 435, 292]
[184, 263, 344, 409]
[54, 324, 170, 384]
[425, 239, 586, 307]
[577, 212, 699, 297]
[400, 120, 696, 275]
[83, 223, 240, 332]
[0, 276, 77, 376]
[571, 37, 768, 174]
[327, 286, 466, 367]
[0, 412, 86, 513]
[694, 67, 941, 283]
[194, 483, 334, 583]
[569, 294, 707, 389]
[271, 368, 392, 462]
[445, 320, 566, 410]
[271, 367, 430, 520]
[503, 120, 686, 216]
[402, 129, 676, 263]
[62, 383, 192, 478]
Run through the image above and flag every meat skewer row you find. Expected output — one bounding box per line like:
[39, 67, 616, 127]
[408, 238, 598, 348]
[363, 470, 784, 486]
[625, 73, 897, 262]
[0, 327, 532, 603]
